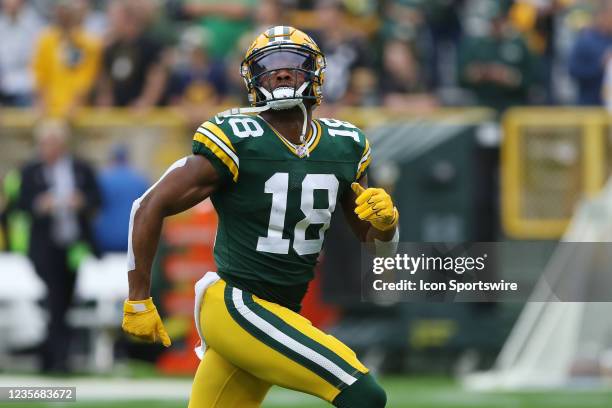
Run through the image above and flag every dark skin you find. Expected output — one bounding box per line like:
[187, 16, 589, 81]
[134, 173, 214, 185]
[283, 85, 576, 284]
[128, 68, 397, 300]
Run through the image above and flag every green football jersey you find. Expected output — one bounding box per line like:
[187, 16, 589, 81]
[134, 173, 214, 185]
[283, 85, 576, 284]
[192, 114, 371, 292]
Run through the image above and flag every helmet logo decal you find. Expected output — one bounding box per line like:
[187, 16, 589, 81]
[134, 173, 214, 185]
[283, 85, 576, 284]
[266, 26, 292, 44]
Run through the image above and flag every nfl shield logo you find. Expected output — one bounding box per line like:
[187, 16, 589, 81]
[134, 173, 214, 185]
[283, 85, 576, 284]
[296, 145, 308, 158]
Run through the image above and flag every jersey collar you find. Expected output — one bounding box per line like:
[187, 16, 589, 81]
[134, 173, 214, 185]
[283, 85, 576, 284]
[259, 117, 322, 158]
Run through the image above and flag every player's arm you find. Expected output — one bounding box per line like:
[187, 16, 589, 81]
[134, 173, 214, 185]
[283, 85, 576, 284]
[341, 175, 399, 255]
[123, 155, 220, 346]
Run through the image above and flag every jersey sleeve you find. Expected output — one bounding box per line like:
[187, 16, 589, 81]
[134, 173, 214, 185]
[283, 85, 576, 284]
[355, 136, 371, 181]
[192, 120, 240, 183]
[318, 118, 372, 181]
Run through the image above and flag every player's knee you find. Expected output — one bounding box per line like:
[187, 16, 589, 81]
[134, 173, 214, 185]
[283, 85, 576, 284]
[332, 373, 386, 408]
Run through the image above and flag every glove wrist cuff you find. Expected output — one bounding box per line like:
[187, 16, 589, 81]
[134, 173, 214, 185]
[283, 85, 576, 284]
[124, 297, 155, 313]
[373, 207, 399, 231]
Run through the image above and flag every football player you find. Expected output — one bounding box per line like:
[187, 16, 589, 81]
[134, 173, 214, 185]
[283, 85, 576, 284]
[122, 26, 399, 407]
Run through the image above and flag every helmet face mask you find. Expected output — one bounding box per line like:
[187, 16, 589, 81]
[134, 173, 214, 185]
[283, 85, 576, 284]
[241, 26, 326, 109]
[250, 49, 315, 79]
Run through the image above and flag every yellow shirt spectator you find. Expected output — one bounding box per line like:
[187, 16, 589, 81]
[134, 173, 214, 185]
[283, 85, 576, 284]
[32, 27, 101, 118]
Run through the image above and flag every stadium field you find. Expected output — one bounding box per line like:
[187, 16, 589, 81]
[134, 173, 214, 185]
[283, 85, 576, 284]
[18, 377, 612, 408]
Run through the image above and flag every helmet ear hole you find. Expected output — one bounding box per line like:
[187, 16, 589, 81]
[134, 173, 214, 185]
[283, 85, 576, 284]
[304, 72, 314, 82]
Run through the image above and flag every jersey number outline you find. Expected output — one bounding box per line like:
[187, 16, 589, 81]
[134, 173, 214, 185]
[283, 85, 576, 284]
[256, 173, 339, 255]
[229, 117, 264, 138]
[319, 118, 360, 142]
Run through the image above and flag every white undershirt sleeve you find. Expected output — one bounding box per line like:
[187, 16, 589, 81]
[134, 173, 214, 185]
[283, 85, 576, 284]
[127, 157, 189, 271]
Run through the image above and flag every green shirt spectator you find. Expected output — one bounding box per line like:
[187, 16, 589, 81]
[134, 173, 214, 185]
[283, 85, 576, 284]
[183, 0, 256, 59]
[458, 3, 533, 113]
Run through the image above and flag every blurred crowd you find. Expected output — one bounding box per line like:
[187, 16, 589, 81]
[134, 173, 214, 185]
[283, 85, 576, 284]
[0, 0, 611, 122]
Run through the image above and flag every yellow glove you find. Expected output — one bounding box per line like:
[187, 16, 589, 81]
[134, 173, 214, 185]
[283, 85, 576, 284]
[351, 183, 399, 231]
[122, 297, 171, 347]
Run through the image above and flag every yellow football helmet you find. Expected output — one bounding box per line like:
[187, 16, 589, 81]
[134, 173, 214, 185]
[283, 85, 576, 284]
[241, 26, 326, 109]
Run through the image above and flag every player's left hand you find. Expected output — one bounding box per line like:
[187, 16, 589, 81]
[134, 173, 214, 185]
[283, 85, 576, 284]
[351, 183, 399, 231]
[122, 297, 172, 347]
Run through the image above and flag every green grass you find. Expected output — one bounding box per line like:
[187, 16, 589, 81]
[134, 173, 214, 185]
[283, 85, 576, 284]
[9, 377, 612, 408]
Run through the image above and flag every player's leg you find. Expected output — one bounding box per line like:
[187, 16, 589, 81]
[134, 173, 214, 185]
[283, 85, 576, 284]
[188, 347, 271, 408]
[200, 280, 386, 407]
[244, 287, 387, 408]
[331, 373, 386, 408]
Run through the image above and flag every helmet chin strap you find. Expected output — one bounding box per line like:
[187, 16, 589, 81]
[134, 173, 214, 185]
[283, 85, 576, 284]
[219, 81, 311, 147]
[216, 104, 270, 117]
[297, 101, 308, 145]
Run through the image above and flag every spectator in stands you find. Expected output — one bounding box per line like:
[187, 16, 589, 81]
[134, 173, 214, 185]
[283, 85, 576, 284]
[458, 0, 533, 113]
[0, 0, 43, 106]
[343, 67, 379, 106]
[225, 0, 284, 104]
[17, 119, 101, 373]
[384, 0, 463, 89]
[382, 0, 426, 42]
[167, 27, 228, 125]
[509, 0, 557, 103]
[568, 0, 612, 105]
[94, 144, 148, 253]
[32, 0, 102, 118]
[312, 0, 373, 105]
[182, 0, 256, 60]
[74, 0, 107, 39]
[381, 0, 431, 90]
[252, 0, 284, 34]
[426, 0, 464, 89]
[96, 0, 168, 109]
[380, 38, 438, 112]
[139, 0, 180, 48]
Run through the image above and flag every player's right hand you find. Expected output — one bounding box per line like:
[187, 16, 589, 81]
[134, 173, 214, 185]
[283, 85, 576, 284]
[122, 297, 172, 347]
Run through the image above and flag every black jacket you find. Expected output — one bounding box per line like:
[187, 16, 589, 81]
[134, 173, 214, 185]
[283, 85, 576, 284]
[17, 157, 102, 259]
